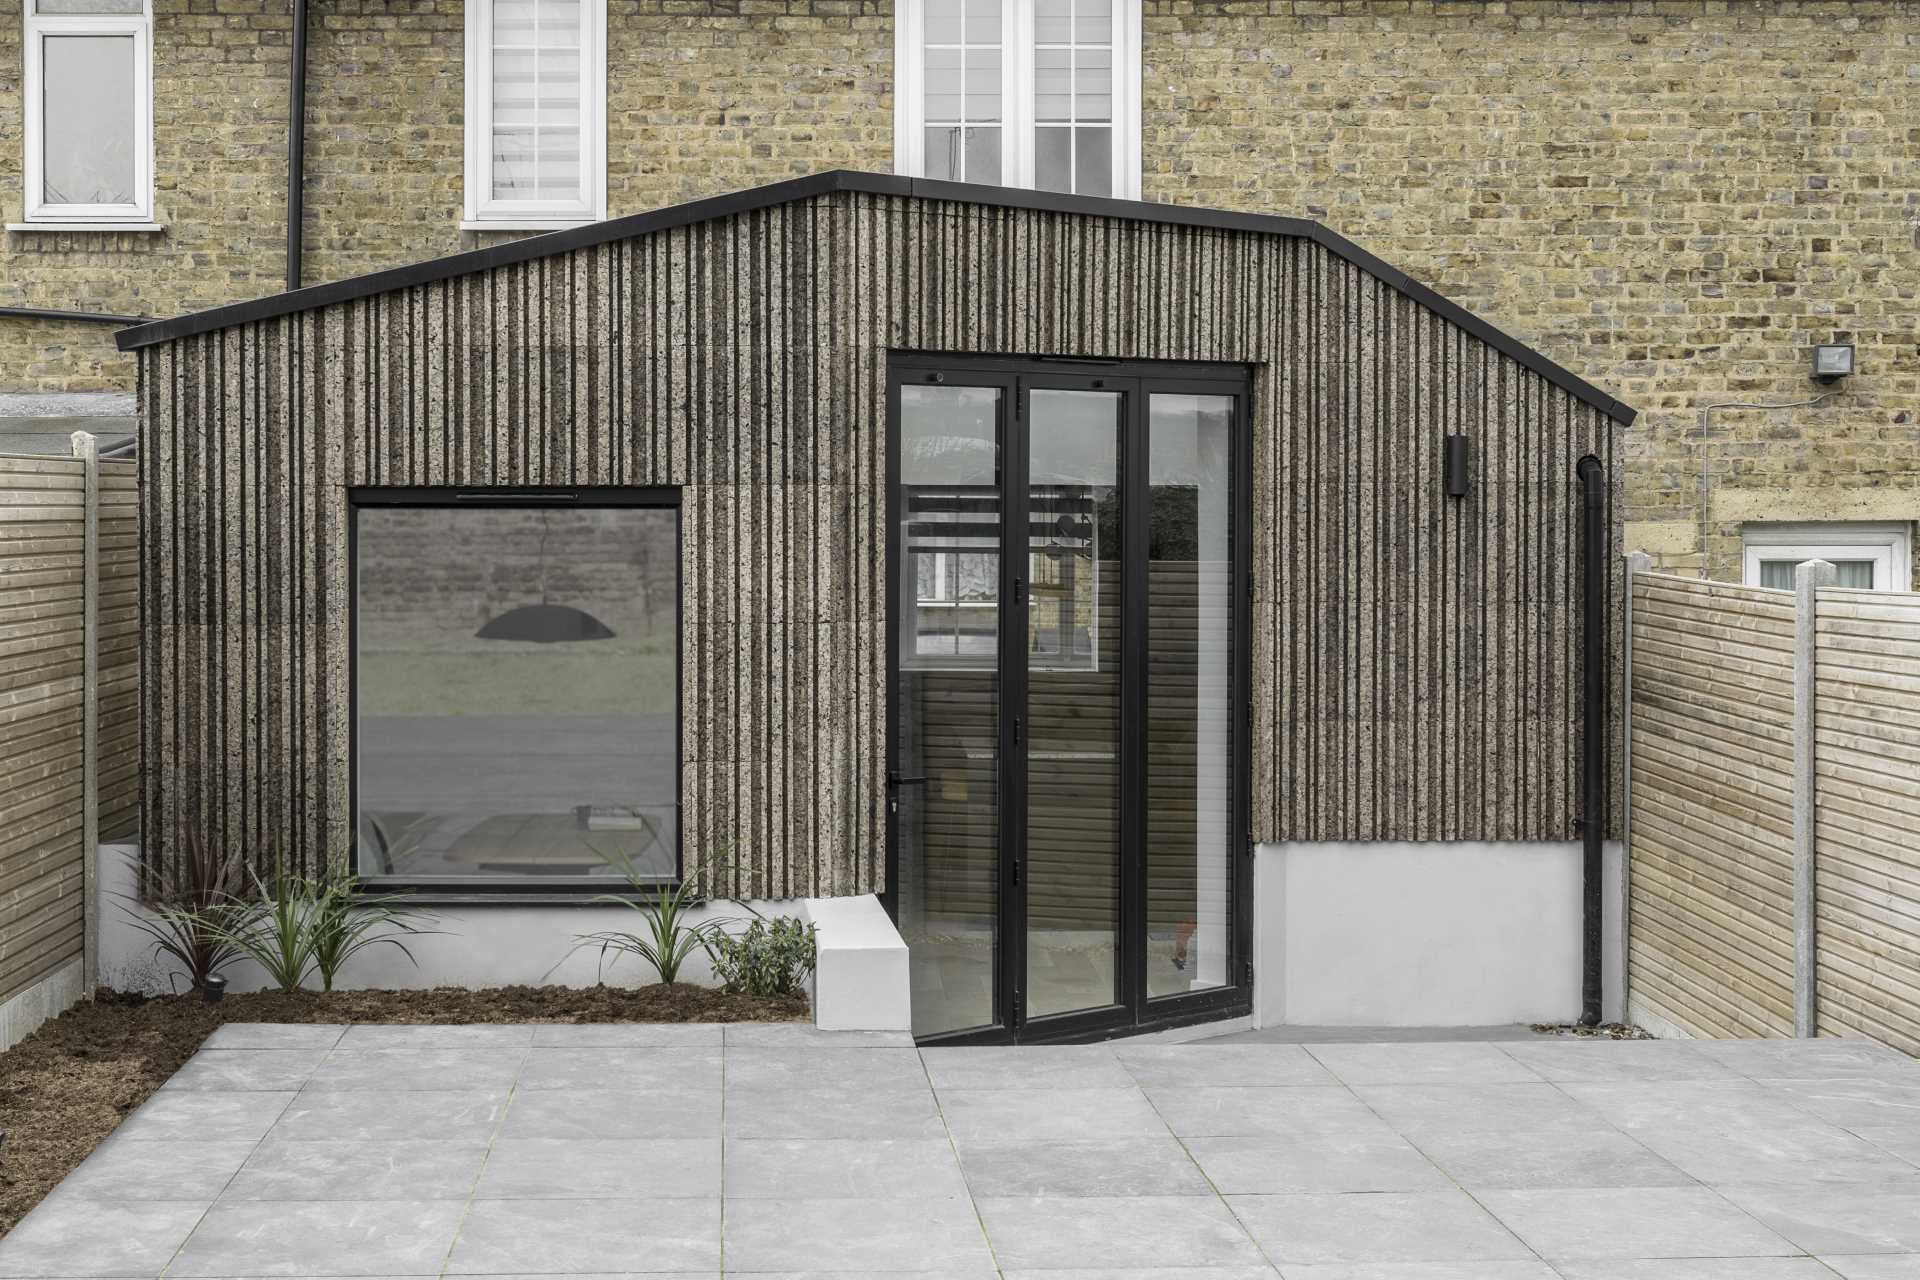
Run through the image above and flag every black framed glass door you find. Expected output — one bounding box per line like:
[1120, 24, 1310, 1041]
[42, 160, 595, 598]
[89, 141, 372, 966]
[887, 355, 1252, 1044]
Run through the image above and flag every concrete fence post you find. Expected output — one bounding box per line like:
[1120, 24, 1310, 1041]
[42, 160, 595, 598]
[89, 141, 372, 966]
[71, 430, 100, 996]
[1621, 551, 1650, 1023]
[1792, 557, 1835, 1038]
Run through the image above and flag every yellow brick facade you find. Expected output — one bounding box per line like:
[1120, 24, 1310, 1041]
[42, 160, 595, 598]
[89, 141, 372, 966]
[2, 0, 1916, 580]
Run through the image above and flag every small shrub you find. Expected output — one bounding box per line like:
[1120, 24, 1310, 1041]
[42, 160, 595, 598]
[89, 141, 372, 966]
[119, 832, 259, 995]
[216, 873, 318, 993]
[707, 915, 817, 998]
[308, 877, 437, 992]
[559, 852, 724, 986]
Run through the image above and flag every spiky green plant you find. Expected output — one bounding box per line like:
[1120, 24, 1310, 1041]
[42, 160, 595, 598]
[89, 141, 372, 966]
[117, 832, 259, 995]
[308, 876, 437, 992]
[214, 872, 318, 993]
[555, 835, 729, 986]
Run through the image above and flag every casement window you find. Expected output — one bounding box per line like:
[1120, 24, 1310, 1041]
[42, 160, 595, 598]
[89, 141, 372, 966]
[352, 491, 681, 888]
[894, 0, 1142, 199]
[20, 0, 153, 227]
[464, 0, 607, 229]
[1743, 522, 1913, 592]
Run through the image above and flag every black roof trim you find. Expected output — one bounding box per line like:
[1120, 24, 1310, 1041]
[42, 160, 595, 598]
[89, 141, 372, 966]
[115, 170, 1634, 425]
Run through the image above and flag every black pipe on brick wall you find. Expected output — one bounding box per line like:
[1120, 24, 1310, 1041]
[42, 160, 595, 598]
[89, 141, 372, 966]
[286, 0, 309, 291]
[1577, 453, 1609, 1027]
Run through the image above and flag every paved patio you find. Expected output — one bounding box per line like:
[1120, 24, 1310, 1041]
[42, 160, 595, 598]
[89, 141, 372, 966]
[5, 1025, 1920, 1279]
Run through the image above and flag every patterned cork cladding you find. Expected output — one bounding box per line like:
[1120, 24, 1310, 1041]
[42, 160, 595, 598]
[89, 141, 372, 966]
[134, 182, 1622, 898]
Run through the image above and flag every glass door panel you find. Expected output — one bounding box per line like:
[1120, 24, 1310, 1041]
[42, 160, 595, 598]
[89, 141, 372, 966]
[895, 384, 1004, 1038]
[1023, 388, 1123, 1020]
[1145, 392, 1236, 997]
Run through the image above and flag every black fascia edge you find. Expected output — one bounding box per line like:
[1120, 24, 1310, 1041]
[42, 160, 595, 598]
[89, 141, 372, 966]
[113, 169, 1636, 427]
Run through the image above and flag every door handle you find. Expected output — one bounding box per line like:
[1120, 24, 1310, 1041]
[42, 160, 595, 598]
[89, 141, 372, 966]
[887, 773, 928, 788]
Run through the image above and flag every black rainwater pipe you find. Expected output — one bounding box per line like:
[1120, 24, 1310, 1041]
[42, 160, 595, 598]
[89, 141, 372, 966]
[286, 0, 309, 291]
[1576, 453, 1609, 1027]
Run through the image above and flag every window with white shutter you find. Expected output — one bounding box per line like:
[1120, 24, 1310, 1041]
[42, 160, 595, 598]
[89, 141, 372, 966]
[22, 0, 153, 226]
[465, 0, 606, 228]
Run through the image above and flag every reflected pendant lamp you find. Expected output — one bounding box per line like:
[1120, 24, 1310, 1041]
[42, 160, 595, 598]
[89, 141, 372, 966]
[475, 512, 617, 644]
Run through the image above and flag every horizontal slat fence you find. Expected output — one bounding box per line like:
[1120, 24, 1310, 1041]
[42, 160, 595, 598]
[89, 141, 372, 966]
[1627, 562, 1920, 1054]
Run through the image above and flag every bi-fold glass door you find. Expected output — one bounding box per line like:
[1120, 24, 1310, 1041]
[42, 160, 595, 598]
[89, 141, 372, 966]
[887, 356, 1251, 1043]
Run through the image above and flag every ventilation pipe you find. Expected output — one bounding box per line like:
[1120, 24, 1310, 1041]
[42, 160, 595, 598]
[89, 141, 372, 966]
[287, 0, 309, 290]
[1576, 454, 1609, 1027]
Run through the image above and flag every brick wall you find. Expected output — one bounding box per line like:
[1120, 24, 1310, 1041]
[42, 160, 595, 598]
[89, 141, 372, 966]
[2, 0, 1917, 579]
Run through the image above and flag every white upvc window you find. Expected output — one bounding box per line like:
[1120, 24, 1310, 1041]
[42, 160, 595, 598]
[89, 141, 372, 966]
[1743, 522, 1914, 592]
[894, 0, 1142, 200]
[464, 0, 607, 229]
[21, 0, 153, 226]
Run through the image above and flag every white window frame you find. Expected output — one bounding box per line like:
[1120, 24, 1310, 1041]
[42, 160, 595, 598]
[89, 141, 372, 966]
[463, 0, 608, 231]
[21, 0, 154, 227]
[1742, 522, 1913, 593]
[893, 0, 1142, 199]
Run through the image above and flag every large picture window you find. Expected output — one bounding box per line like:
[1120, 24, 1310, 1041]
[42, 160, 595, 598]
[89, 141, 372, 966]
[21, 0, 153, 226]
[352, 492, 679, 887]
[893, 0, 1141, 199]
[463, 0, 607, 228]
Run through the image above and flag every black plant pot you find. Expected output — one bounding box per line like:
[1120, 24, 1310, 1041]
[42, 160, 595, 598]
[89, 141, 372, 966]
[200, 974, 227, 1004]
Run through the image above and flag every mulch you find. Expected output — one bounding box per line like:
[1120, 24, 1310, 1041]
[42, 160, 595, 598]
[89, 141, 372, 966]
[0, 983, 806, 1235]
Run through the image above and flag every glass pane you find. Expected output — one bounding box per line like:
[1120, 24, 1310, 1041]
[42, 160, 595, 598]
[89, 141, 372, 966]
[1837, 560, 1877, 588]
[924, 0, 963, 42]
[964, 126, 1002, 184]
[897, 385, 1003, 1037]
[1075, 126, 1112, 196]
[489, 0, 584, 205]
[963, 0, 1000, 43]
[966, 48, 1002, 122]
[491, 128, 538, 198]
[42, 35, 136, 207]
[34, 0, 141, 10]
[1034, 127, 1071, 193]
[923, 47, 962, 121]
[1034, 47, 1072, 122]
[1074, 0, 1111, 44]
[1759, 557, 1876, 590]
[924, 127, 961, 181]
[493, 50, 537, 124]
[1035, 0, 1071, 42]
[537, 47, 582, 124]
[355, 507, 679, 883]
[1075, 47, 1112, 121]
[1147, 393, 1236, 997]
[1026, 390, 1122, 1020]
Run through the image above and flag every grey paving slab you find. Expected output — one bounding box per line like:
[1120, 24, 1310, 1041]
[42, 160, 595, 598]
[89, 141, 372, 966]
[977, 1194, 1267, 1270]
[1116, 1044, 1336, 1089]
[1543, 1264, 1835, 1280]
[723, 1024, 915, 1048]
[724, 1085, 946, 1140]
[939, 1086, 1170, 1142]
[1405, 1126, 1693, 1190]
[1227, 1190, 1535, 1265]
[1754, 1077, 1920, 1129]
[270, 1089, 510, 1142]
[1275, 1265, 1560, 1280]
[1627, 1118, 1916, 1186]
[160, 1048, 332, 1091]
[113, 1089, 295, 1142]
[0, 1198, 206, 1277]
[529, 1022, 724, 1047]
[1691, 1038, 1917, 1080]
[519, 1046, 722, 1091]
[1183, 1133, 1452, 1195]
[1476, 1186, 1798, 1261]
[1205, 1025, 1544, 1044]
[922, 1045, 1134, 1090]
[224, 1139, 491, 1201]
[956, 1137, 1213, 1196]
[1820, 1259, 1920, 1278]
[200, 1023, 347, 1050]
[725, 1138, 967, 1199]
[168, 1198, 469, 1277]
[501, 1085, 720, 1139]
[1001, 1269, 1280, 1280]
[49, 1138, 255, 1201]
[474, 1138, 720, 1198]
[1146, 1086, 1396, 1139]
[726, 1046, 930, 1093]
[1719, 1183, 1920, 1254]
[721, 1196, 993, 1272]
[1349, 1083, 1601, 1137]
[304, 1047, 528, 1092]
[446, 1197, 721, 1273]
[1496, 1040, 1740, 1083]
[1304, 1043, 1545, 1086]
[1857, 1125, 1920, 1166]
[336, 1023, 536, 1050]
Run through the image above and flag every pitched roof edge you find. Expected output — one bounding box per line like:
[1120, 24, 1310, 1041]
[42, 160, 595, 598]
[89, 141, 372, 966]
[115, 170, 1635, 426]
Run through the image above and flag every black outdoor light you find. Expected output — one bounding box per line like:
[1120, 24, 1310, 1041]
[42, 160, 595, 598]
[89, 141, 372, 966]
[1813, 343, 1855, 384]
[1444, 434, 1472, 498]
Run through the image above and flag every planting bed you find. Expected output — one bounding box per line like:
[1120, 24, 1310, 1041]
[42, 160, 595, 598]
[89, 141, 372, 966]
[0, 983, 805, 1234]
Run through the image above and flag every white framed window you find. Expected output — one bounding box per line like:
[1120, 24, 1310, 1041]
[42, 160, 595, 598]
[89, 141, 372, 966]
[21, 0, 153, 227]
[463, 0, 607, 230]
[1743, 522, 1913, 592]
[894, 0, 1142, 199]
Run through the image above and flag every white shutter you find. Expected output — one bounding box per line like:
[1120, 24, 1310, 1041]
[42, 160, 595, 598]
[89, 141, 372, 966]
[467, 0, 605, 227]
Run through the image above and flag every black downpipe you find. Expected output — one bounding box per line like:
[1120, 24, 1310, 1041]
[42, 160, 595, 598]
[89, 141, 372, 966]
[1576, 454, 1609, 1027]
[286, 0, 309, 291]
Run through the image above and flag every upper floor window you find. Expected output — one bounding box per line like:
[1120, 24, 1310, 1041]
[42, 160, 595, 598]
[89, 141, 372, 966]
[894, 0, 1141, 199]
[22, 0, 152, 225]
[1743, 522, 1913, 592]
[464, 0, 607, 229]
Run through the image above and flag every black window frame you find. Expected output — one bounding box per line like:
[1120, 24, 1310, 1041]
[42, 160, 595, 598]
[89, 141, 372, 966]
[347, 485, 684, 902]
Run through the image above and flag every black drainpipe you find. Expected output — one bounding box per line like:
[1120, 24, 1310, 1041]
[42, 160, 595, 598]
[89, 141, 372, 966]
[1576, 453, 1609, 1027]
[286, 0, 309, 290]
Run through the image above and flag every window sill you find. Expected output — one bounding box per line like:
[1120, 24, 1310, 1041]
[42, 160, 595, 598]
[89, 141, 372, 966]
[8, 221, 165, 233]
[459, 218, 598, 233]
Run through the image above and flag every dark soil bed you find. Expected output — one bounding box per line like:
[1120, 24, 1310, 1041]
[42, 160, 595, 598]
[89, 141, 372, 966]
[0, 983, 805, 1235]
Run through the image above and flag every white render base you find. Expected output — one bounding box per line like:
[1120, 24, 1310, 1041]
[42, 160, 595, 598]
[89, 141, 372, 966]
[96, 844, 910, 1032]
[1253, 839, 1627, 1028]
[0, 955, 85, 1051]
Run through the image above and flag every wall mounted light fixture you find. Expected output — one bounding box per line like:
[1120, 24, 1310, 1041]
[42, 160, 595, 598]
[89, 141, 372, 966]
[1813, 343, 1855, 384]
[1444, 434, 1471, 498]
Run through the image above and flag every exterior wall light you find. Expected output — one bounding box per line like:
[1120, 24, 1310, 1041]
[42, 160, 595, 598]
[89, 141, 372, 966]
[1444, 434, 1471, 498]
[1813, 343, 1854, 384]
